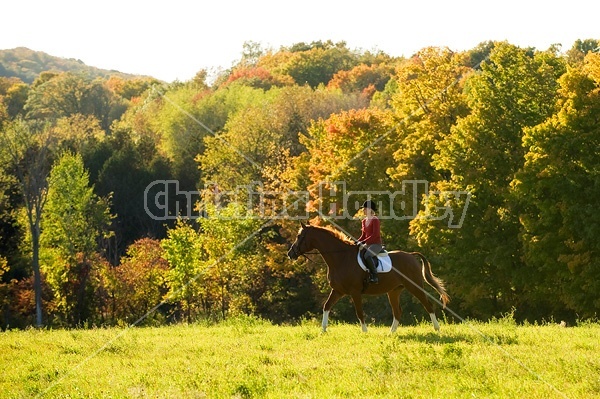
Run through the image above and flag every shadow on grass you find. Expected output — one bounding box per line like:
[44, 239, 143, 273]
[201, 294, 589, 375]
[396, 331, 477, 344]
[396, 327, 519, 345]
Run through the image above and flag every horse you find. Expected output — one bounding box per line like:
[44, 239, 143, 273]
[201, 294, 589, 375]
[287, 222, 450, 333]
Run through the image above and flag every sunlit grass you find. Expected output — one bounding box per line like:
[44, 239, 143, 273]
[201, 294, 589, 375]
[1, 316, 599, 398]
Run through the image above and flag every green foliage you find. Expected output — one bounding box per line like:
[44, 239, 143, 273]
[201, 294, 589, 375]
[514, 53, 600, 317]
[389, 47, 471, 183]
[258, 40, 360, 88]
[385, 47, 472, 248]
[43, 152, 112, 260]
[25, 72, 124, 131]
[412, 42, 567, 318]
[196, 202, 267, 318]
[0, 119, 54, 327]
[161, 203, 269, 321]
[41, 152, 112, 325]
[566, 39, 600, 65]
[285, 43, 358, 88]
[125, 82, 267, 191]
[160, 219, 204, 322]
[93, 129, 174, 256]
[198, 85, 367, 194]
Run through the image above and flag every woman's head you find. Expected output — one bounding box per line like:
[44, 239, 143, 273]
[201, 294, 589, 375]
[362, 200, 377, 215]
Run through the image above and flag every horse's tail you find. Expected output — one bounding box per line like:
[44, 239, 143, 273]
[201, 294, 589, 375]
[413, 252, 450, 308]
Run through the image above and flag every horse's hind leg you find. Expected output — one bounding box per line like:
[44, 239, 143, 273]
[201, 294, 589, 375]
[322, 290, 343, 332]
[350, 294, 368, 332]
[405, 281, 440, 331]
[387, 288, 403, 333]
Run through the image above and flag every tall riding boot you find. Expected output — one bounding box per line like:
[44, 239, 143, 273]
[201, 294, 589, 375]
[366, 257, 379, 284]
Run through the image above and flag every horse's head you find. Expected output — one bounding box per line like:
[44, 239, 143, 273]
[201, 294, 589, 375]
[287, 222, 312, 260]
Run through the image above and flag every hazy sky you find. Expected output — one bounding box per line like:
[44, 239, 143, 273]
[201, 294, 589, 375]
[2, 0, 598, 82]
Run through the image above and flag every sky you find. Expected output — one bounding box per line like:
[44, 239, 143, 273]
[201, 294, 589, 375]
[1, 0, 599, 83]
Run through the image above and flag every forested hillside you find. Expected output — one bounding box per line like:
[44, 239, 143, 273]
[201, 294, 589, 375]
[0, 47, 142, 84]
[1, 39, 599, 329]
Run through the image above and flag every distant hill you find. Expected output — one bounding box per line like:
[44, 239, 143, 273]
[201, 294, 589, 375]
[0, 47, 147, 84]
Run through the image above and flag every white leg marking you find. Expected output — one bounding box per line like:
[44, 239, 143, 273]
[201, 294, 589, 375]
[322, 310, 329, 332]
[390, 318, 399, 333]
[361, 322, 368, 333]
[430, 313, 440, 331]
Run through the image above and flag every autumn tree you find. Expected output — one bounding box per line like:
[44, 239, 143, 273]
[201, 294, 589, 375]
[0, 78, 29, 119]
[105, 76, 159, 100]
[384, 47, 472, 248]
[388, 47, 471, 183]
[327, 62, 395, 97]
[130, 82, 267, 192]
[99, 238, 169, 325]
[301, 107, 397, 239]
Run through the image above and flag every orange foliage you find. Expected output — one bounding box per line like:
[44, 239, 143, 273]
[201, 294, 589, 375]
[106, 76, 125, 94]
[100, 238, 169, 324]
[327, 63, 392, 93]
[306, 107, 392, 186]
[226, 66, 272, 83]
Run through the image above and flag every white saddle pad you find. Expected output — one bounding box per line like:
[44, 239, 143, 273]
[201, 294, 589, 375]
[357, 251, 393, 273]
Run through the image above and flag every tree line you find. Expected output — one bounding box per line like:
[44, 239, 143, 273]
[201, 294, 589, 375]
[0, 39, 598, 328]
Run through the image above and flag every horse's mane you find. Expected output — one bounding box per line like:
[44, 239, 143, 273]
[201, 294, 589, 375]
[311, 225, 355, 245]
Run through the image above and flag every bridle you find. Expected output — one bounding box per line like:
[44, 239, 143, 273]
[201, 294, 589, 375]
[289, 229, 308, 259]
[289, 227, 356, 263]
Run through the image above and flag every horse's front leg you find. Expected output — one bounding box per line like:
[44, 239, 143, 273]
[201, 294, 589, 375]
[322, 289, 343, 332]
[350, 294, 367, 332]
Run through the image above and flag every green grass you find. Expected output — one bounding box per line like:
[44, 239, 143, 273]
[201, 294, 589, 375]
[1, 317, 599, 398]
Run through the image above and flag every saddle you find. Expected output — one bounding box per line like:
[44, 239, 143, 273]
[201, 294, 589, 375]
[357, 248, 392, 273]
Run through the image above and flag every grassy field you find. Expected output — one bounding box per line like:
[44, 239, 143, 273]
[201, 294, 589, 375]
[1, 316, 599, 398]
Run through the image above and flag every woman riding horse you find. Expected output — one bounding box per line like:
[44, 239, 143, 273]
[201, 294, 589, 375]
[288, 222, 449, 332]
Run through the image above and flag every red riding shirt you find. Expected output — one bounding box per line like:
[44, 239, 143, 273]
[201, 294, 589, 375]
[358, 217, 381, 245]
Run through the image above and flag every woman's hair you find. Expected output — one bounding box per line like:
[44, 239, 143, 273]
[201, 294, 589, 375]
[362, 200, 377, 213]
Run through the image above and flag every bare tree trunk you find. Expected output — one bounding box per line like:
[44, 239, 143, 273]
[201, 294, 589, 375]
[221, 283, 226, 320]
[27, 179, 47, 328]
[31, 225, 42, 327]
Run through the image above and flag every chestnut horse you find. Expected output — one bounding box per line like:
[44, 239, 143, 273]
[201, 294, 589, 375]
[287, 222, 450, 332]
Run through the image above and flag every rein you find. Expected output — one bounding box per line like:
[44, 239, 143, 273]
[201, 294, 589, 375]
[301, 252, 321, 263]
[300, 248, 357, 263]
